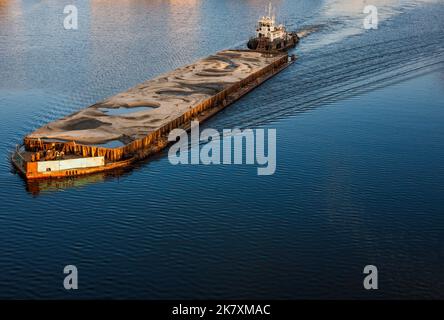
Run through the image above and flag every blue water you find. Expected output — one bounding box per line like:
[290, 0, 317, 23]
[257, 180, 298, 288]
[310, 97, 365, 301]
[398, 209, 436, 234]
[0, 0, 443, 299]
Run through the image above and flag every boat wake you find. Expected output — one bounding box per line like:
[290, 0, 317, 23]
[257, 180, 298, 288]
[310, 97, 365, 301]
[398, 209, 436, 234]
[203, 1, 444, 131]
[295, 25, 325, 39]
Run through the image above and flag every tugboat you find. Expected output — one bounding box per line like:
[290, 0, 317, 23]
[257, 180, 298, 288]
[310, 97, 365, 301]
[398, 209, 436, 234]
[247, 3, 299, 52]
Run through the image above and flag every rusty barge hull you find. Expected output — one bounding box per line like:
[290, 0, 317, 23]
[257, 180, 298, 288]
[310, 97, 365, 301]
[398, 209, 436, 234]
[13, 50, 295, 180]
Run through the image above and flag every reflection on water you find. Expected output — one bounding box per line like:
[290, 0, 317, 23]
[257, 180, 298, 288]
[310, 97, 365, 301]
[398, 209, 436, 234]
[23, 167, 133, 196]
[25, 172, 106, 196]
[0, 0, 443, 299]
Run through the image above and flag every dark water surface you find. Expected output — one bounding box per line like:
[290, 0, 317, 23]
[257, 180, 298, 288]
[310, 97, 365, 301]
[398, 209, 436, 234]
[0, 0, 443, 299]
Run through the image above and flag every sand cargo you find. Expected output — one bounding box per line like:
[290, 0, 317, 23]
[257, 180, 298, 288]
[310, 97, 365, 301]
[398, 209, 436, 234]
[12, 50, 295, 180]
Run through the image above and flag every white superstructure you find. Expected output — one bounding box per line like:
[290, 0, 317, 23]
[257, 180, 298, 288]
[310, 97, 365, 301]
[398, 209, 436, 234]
[256, 3, 287, 42]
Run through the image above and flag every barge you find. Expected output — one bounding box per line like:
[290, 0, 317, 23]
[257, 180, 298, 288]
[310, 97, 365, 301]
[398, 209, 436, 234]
[12, 50, 296, 180]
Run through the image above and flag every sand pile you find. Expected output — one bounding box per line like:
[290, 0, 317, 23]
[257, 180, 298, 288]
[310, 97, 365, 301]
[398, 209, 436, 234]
[27, 50, 284, 146]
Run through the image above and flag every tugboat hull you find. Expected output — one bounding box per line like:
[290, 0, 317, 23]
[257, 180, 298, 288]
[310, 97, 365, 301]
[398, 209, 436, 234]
[247, 33, 299, 52]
